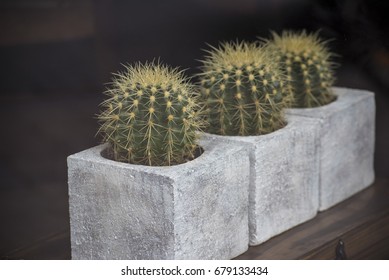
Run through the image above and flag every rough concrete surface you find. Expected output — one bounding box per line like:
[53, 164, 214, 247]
[286, 87, 375, 211]
[68, 138, 249, 260]
[202, 115, 320, 246]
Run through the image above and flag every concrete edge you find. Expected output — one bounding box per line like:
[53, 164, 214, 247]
[285, 86, 375, 118]
[67, 138, 248, 180]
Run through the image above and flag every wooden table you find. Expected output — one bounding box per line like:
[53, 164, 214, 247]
[2, 179, 389, 260]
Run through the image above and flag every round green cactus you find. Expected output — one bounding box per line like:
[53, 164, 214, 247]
[198, 41, 291, 136]
[98, 62, 203, 166]
[265, 30, 337, 108]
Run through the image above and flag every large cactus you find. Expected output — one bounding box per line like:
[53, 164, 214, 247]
[265, 30, 336, 108]
[98, 62, 203, 166]
[198, 41, 291, 136]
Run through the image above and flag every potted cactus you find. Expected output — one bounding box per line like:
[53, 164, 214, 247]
[67, 62, 250, 259]
[198, 41, 321, 246]
[265, 30, 375, 211]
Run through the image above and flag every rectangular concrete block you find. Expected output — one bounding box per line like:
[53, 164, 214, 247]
[68, 138, 250, 259]
[202, 115, 320, 246]
[285, 87, 375, 211]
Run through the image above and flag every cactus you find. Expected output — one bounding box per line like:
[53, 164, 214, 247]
[198, 41, 291, 136]
[98, 62, 203, 166]
[264, 30, 337, 108]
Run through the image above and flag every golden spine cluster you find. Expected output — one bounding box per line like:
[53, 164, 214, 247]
[98, 62, 203, 166]
[264, 30, 336, 108]
[198, 41, 291, 136]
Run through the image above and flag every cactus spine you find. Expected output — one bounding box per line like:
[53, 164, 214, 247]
[265, 30, 336, 108]
[198, 41, 290, 136]
[98, 62, 203, 166]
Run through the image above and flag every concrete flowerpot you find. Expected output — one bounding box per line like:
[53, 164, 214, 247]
[285, 87, 375, 211]
[202, 115, 320, 246]
[67, 138, 250, 259]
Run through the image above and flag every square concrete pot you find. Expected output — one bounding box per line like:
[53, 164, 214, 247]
[67, 138, 250, 259]
[202, 115, 320, 246]
[285, 87, 375, 211]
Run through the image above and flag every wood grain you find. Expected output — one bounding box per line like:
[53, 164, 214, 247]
[1, 230, 70, 260]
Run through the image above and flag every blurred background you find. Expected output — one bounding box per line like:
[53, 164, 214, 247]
[0, 0, 388, 259]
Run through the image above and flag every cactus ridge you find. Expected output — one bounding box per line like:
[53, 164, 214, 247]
[265, 30, 337, 108]
[98, 62, 203, 166]
[198, 41, 291, 136]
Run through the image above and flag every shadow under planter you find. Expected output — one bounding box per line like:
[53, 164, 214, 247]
[285, 87, 375, 211]
[67, 138, 250, 259]
[201, 115, 321, 246]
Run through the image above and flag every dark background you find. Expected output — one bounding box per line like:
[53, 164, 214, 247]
[0, 0, 388, 259]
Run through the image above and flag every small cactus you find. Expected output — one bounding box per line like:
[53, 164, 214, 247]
[264, 30, 337, 108]
[98, 62, 203, 166]
[198, 41, 290, 136]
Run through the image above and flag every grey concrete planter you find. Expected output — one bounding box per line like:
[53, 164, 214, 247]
[285, 87, 375, 211]
[202, 115, 320, 246]
[67, 138, 250, 259]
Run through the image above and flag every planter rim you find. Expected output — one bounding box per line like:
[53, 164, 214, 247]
[202, 114, 317, 143]
[67, 139, 244, 178]
[285, 87, 374, 116]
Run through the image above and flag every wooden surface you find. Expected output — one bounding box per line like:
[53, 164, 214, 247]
[1, 179, 388, 260]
